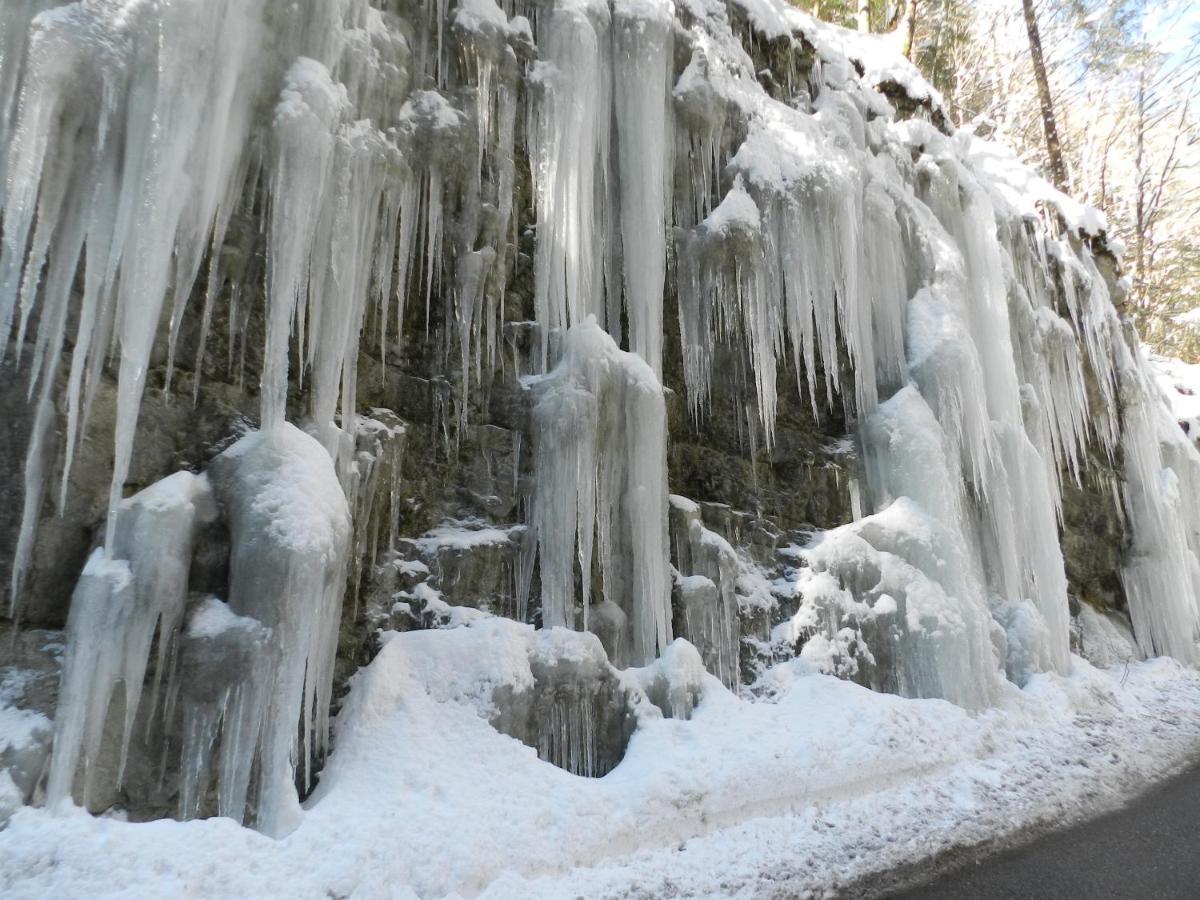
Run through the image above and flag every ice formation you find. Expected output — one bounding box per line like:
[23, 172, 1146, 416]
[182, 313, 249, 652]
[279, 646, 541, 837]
[1117, 356, 1200, 664]
[612, 0, 674, 377]
[46, 473, 216, 808]
[670, 494, 741, 690]
[45, 426, 350, 836]
[205, 425, 351, 835]
[2, 0, 1200, 842]
[527, 319, 672, 667]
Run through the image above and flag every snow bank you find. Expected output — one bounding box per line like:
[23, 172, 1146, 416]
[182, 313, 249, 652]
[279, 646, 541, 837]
[1149, 353, 1200, 440]
[3, 625, 1200, 898]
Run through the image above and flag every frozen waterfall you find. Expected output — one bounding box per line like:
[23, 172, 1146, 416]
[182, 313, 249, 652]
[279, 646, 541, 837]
[1, 0, 1199, 838]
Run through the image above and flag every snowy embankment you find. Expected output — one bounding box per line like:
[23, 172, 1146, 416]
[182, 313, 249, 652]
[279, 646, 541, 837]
[1150, 352, 1200, 440]
[4, 618, 1200, 899]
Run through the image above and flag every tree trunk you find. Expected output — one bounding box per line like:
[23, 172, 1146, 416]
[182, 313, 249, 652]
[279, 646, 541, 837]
[1021, 0, 1068, 190]
[857, 0, 870, 33]
[1133, 67, 1148, 308]
[902, 0, 919, 60]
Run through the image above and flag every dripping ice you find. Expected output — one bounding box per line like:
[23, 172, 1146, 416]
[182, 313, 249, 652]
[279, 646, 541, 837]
[527, 318, 672, 668]
[0, 0, 1198, 847]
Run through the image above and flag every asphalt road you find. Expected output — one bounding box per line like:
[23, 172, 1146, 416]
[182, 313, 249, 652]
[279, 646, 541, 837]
[884, 759, 1200, 899]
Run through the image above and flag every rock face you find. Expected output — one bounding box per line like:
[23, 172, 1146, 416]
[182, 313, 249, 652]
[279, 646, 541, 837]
[492, 629, 638, 778]
[0, 625, 59, 815]
[2, 0, 1199, 833]
[670, 495, 741, 690]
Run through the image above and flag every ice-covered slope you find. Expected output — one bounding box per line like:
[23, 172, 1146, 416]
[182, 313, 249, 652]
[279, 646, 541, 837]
[1, 0, 1199, 867]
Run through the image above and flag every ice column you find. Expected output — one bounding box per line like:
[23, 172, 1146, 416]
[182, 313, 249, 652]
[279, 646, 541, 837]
[902, 163, 1072, 677]
[208, 425, 351, 836]
[529, 319, 672, 666]
[613, 0, 673, 377]
[46, 426, 351, 836]
[1118, 349, 1200, 664]
[528, 0, 613, 365]
[845, 387, 1004, 707]
[46, 473, 217, 807]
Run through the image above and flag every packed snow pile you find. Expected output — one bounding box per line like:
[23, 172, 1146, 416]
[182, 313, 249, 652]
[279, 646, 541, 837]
[2, 0, 1200, 893]
[3, 625, 1200, 898]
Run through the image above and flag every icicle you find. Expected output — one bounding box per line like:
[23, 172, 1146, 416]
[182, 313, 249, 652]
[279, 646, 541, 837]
[9, 395, 54, 617]
[528, 319, 671, 666]
[675, 180, 779, 442]
[348, 412, 407, 607]
[669, 496, 740, 690]
[264, 59, 347, 434]
[307, 122, 397, 471]
[612, 0, 673, 377]
[1117, 343, 1200, 664]
[177, 597, 271, 822]
[528, 0, 612, 367]
[207, 425, 351, 836]
[0, 1, 271, 558]
[672, 48, 726, 230]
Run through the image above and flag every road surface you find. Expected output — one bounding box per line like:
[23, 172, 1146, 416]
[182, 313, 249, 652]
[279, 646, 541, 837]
[881, 758, 1200, 898]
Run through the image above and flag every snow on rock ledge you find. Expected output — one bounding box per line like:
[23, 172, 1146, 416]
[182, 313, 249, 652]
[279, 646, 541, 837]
[354, 617, 703, 779]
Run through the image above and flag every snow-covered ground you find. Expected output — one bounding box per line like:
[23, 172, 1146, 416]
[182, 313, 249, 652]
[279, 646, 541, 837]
[3, 617, 1200, 899]
[1150, 352, 1200, 440]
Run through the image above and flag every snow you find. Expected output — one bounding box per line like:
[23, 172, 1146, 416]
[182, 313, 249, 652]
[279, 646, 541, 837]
[411, 520, 519, 552]
[964, 131, 1111, 238]
[1076, 606, 1141, 670]
[1149, 353, 1200, 440]
[668, 493, 701, 514]
[783, 498, 1004, 709]
[452, 0, 508, 33]
[4, 622, 1200, 898]
[393, 582, 491, 629]
[184, 597, 262, 641]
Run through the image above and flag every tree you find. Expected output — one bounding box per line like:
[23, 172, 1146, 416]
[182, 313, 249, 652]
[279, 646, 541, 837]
[901, 0, 920, 59]
[1022, 0, 1069, 190]
[857, 0, 871, 31]
[897, 0, 1200, 359]
[802, 0, 1200, 358]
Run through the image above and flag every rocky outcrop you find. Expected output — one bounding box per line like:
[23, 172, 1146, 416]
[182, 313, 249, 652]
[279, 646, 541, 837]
[1, 0, 1195, 835]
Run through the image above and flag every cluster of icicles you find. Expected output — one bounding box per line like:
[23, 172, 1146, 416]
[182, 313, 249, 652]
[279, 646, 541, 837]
[1, 0, 1199, 833]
